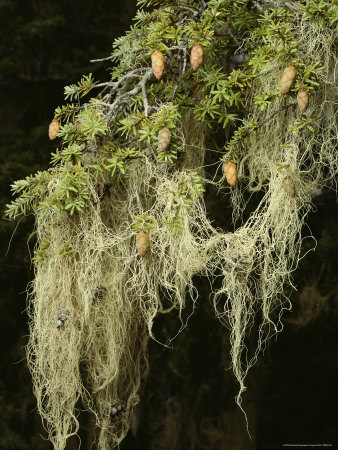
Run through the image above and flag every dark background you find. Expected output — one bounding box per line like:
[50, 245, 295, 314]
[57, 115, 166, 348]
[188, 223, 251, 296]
[1, 1, 337, 449]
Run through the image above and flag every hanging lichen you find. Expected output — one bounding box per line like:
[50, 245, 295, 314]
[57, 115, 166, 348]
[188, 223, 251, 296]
[5, 0, 338, 448]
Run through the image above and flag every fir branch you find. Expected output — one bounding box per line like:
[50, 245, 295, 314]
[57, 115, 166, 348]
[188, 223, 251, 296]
[200, 0, 207, 10]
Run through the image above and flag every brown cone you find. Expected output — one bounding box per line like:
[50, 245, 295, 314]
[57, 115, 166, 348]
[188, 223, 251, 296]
[297, 89, 309, 113]
[282, 175, 295, 197]
[136, 231, 150, 257]
[223, 161, 237, 187]
[190, 44, 203, 71]
[152, 50, 165, 80]
[48, 119, 60, 140]
[280, 66, 297, 94]
[158, 127, 172, 153]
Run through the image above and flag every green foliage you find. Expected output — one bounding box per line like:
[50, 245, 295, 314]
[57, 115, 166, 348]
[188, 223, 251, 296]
[37, 166, 90, 216]
[104, 145, 140, 175]
[76, 105, 108, 139]
[5, 172, 50, 220]
[132, 213, 157, 232]
[54, 105, 108, 145]
[254, 90, 279, 111]
[301, 0, 338, 25]
[32, 236, 51, 265]
[289, 111, 319, 135]
[51, 143, 84, 166]
[54, 103, 80, 123]
[64, 73, 99, 101]
[5, 0, 336, 225]
[136, 0, 159, 9]
[56, 122, 81, 144]
[293, 60, 325, 91]
[223, 120, 257, 160]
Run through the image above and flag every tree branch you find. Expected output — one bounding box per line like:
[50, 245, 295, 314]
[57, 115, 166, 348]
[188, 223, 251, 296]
[95, 68, 149, 91]
[107, 69, 153, 122]
[90, 55, 113, 63]
[254, 0, 301, 13]
[171, 49, 188, 101]
[226, 20, 241, 46]
[148, 143, 158, 162]
[141, 74, 150, 118]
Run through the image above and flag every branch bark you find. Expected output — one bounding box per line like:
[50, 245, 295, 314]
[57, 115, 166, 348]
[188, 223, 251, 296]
[255, 0, 301, 13]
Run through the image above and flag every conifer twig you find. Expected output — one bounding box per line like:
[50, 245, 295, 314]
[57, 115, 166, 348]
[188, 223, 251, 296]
[171, 49, 188, 100]
[90, 55, 113, 63]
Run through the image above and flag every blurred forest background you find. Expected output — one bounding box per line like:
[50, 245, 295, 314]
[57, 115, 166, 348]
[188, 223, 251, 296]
[1, 1, 337, 449]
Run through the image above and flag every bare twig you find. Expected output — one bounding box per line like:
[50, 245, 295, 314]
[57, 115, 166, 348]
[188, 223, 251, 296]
[141, 75, 150, 118]
[108, 69, 153, 122]
[148, 105, 163, 114]
[90, 55, 113, 63]
[177, 4, 199, 13]
[95, 68, 149, 90]
[162, 9, 176, 16]
[253, 67, 276, 79]
[255, 0, 301, 13]
[253, 1, 264, 12]
[168, 44, 189, 53]
[226, 20, 241, 46]
[149, 143, 158, 162]
[175, 3, 200, 18]
[200, 0, 207, 10]
[171, 49, 188, 101]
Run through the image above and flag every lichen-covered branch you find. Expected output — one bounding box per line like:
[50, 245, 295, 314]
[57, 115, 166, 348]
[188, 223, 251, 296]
[108, 68, 153, 121]
[5, 1, 338, 449]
